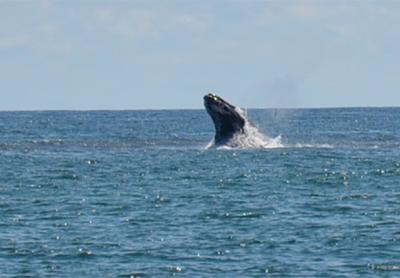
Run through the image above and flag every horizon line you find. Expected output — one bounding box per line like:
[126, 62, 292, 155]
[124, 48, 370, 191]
[0, 105, 399, 112]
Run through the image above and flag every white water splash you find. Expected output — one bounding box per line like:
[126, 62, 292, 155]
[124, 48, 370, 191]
[291, 143, 334, 149]
[208, 107, 283, 149]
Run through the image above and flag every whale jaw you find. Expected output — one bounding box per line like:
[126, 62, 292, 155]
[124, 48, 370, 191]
[203, 93, 245, 145]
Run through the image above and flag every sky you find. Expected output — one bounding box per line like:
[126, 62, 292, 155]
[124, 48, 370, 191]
[1, 0, 400, 110]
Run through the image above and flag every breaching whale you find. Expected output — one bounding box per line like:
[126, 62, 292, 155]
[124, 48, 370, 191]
[204, 93, 247, 146]
[204, 93, 283, 148]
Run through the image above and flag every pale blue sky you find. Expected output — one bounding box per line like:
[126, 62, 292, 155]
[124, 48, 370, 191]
[1, 0, 400, 110]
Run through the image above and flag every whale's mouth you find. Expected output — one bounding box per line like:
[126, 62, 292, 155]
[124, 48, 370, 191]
[203, 93, 245, 143]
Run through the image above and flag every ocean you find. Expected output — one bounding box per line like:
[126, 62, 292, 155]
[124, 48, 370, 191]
[1, 108, 400, 277]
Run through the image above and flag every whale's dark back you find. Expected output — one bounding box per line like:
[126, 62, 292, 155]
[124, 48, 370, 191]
[203, 94, 245, 144]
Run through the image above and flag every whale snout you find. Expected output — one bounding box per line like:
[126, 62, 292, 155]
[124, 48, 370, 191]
[204, 93, 218, 103]
[204, 93, 218, 109]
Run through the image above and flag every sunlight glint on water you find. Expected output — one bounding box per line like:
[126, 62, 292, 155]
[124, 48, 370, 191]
[0, 108, 400, 277]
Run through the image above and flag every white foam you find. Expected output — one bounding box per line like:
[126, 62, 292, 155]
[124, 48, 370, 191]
[291, 143, 334, 149]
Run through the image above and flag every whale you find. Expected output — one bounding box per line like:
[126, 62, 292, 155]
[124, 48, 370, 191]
[203, 93, 246, 146]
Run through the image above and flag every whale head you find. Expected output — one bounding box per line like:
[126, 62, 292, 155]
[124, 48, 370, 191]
[204, 93, 245, 144]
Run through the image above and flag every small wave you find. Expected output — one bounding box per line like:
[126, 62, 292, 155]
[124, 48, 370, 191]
[291, 143, 334, 149]
[214, 134, 283, 150]
[369, 263, 400, 271]
[32, 138, 64, 145]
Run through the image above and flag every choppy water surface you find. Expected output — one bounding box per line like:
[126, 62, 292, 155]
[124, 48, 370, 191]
[1, 108, 400, 277]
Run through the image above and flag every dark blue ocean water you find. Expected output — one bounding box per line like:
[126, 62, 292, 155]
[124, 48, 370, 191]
[1, 108, 400, 277]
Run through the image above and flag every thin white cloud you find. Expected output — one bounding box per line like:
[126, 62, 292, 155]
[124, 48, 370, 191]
[0, 28, 73, 54]
[93, 6, 213, 40]
[94, 9, 114, 22]
[0, 35, 30, 49]
[257, 1, 393, 24]
[0, 2, 73, 54]
[38, 0, 55, 10]
[94, 8, 163, 39]
[289, 4, 321, 19]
